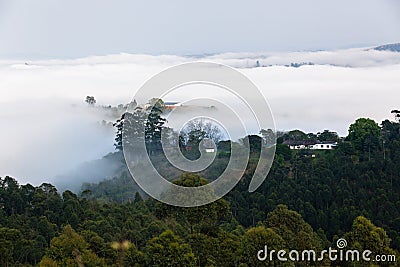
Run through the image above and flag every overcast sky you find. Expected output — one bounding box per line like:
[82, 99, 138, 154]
[0, 0, 399, 59]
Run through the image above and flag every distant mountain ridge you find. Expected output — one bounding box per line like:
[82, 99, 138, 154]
[374, 43, 400, 52]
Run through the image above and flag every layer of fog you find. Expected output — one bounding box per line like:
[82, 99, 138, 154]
[0, 47, 399, 188]
[205, 47, 400, 68]
[2, 46, 400, 69]
[0, 99, 115, 187]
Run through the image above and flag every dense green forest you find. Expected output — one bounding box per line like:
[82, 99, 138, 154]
[1, 110, 400, 266]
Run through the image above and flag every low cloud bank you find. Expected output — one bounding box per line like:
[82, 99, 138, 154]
[0, 47, 399, 186]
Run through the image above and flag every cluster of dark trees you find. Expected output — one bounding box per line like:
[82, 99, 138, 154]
[1, 174, 398, 266]
[1, 106, 400, 266]
[113, 98, 224, 161]
[82, 112, 400, 266]
[227, 117, 400, 245]
[113, 98, 166, 155]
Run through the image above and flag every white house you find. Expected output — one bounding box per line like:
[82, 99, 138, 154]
[202, 139, 216, 153]
[283, 140, 337, 150]
[309, 142, 337, 150]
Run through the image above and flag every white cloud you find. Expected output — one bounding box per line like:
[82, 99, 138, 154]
[0, 48, 399, 185]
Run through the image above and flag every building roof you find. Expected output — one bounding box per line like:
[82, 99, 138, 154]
[283, 140, 317, 146]
[320, 141, 337, 144]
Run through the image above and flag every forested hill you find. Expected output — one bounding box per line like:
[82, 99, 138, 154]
[1, 116, 400, 266]
[0, 176, 399, 266]
[82, 117, 400, 246]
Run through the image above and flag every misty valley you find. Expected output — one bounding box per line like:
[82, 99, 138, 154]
[1, 99, 400, 266]
[1, 0, 400, 265]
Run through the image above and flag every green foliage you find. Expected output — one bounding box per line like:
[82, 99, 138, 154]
[266, 205, 322, 251]
[124, 243, 145, 266]
[41, 225, 105, 266]
[392, 110, 400, 122]
[347, 118, 381, 151]
[145, 101, 167, 155]
[259, 128, 276, 146]
[113, 109, 146, 152]
[1, 173, 399, 265]
[0, 227, 22, 266]
[81, 171, 142, 203]
[342, 216, 399, 266]
[2, 116, 400, 265]
[144, 230, 195, 267]
[284, 130, 307, 141]
[155, 173, 231, 234]
[85, 96, 96, 105]
[189, 231, 241, 267]
[241, 226, 291, 267]
[276, 143, 292, 160]
[317, 130, 339, 142]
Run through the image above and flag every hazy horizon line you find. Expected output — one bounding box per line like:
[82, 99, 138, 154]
[1, 41, 398, 61]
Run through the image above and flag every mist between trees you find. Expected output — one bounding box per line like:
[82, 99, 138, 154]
[1, 99, 400, 266]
